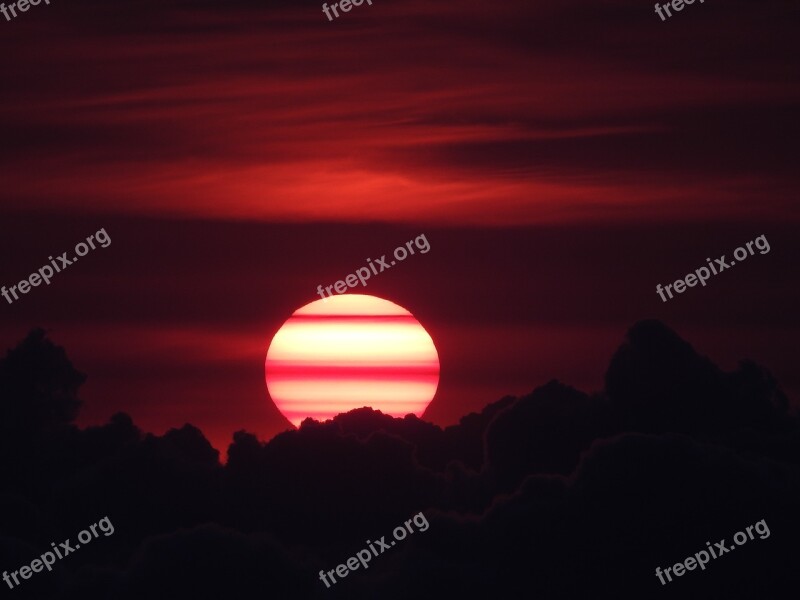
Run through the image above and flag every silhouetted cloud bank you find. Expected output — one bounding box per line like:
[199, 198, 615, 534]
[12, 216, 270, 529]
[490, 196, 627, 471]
[1, 322, 798, 599]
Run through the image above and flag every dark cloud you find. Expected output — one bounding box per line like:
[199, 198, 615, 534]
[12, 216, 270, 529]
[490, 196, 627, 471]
[606, 320, 789, 434]
[0, 328, 84, 439]
[484, 380, 608, 491]
[0, 320, 798, 597]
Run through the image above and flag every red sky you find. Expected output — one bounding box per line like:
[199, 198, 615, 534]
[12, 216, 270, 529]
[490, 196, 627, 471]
[1, 0, 797, 452]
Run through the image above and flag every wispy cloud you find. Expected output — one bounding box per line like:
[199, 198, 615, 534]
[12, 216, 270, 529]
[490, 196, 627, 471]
[1, 0, 797, 224]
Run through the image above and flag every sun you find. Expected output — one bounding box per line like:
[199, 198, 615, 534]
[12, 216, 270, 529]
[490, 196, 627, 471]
[265, 294, 439, 427]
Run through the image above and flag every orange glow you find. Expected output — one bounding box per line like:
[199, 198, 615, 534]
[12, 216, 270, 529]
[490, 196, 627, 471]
[265, 295, 439, 426]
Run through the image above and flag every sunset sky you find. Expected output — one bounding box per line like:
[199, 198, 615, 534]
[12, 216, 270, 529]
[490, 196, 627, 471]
[1, 0, 797, 452]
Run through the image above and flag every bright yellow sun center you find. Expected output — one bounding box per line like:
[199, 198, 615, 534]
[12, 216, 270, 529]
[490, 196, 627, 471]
[265, 294, 440, 426]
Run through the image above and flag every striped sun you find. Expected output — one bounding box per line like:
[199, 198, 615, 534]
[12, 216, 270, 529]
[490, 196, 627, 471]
[265, 294, 440, 427]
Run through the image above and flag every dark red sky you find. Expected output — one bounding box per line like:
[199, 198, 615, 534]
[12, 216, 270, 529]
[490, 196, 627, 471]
[1, 0, 797, 452]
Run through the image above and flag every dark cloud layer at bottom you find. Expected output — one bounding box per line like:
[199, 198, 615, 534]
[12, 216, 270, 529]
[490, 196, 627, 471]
[0, 320, 798, 598]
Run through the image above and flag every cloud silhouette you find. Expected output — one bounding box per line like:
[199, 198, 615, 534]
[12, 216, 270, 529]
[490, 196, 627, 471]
[0, 328, 84, 440]
[606, 320, 789, 434]
[0, 322, 798, 598]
